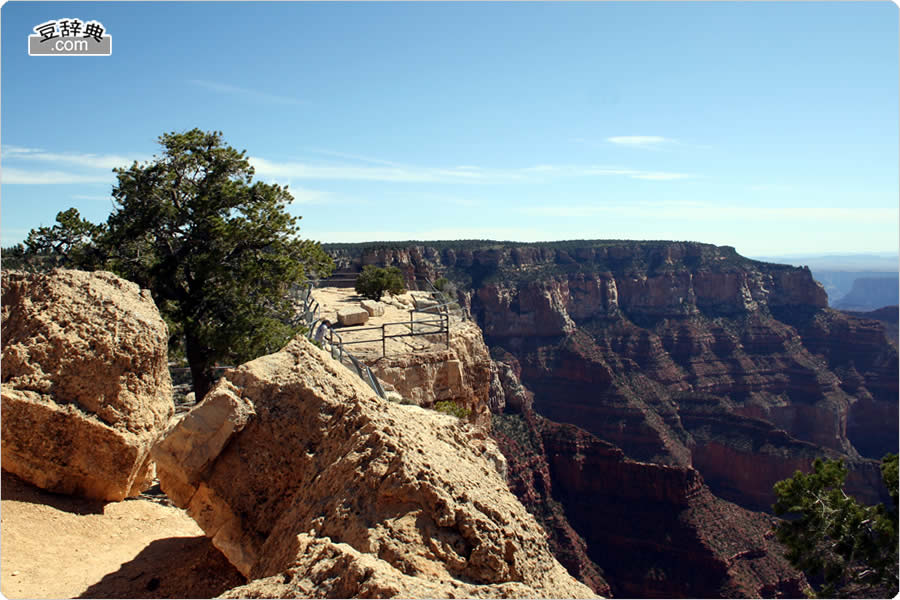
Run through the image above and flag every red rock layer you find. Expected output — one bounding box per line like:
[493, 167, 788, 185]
[493, 409, 806, 598]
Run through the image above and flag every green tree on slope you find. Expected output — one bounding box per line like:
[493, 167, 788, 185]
[24, 129, 333, 399]
[773, 455, 898, 598]
[355, 265, 405, 301]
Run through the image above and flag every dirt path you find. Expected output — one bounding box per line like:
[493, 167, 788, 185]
[1, 470, 244, 599]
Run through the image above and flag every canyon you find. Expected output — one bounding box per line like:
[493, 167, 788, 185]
[327, 239, 898, 597]
[2, 241, 895, 598]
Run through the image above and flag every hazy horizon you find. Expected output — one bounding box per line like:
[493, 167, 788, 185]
[2, 2, 897, 257]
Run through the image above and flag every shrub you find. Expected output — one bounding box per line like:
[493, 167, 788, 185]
[434, 400, 470, 419]
[355, 265, 405, 301]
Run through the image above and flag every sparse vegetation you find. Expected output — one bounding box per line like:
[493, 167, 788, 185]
[434, 400, 470, 419]
[355, 265, 405, 301]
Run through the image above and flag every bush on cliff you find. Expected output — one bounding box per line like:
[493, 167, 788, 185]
[22, 129, 334, 400]
[434, 400, 470, 419]
[355, 265, 405, 301]
[772, 455, 898, 598]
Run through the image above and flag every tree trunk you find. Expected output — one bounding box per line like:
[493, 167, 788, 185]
[185, 330, 214, 401]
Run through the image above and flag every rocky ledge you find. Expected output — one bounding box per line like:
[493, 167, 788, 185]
[152, 336, 597, 598]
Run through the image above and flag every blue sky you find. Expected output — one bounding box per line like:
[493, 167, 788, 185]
[2, 1, 898, 257]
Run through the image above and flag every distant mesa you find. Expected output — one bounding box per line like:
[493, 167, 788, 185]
[833, 276, 900, 312]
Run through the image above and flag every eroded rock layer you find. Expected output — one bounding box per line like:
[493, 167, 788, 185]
[326, 240, 897, 596]
[370, 319, 494, 429]
[1, 269, 173, 501]
[153, 337, 596, 599]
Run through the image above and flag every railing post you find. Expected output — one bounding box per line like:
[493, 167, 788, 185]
[382, 323, 386, 357]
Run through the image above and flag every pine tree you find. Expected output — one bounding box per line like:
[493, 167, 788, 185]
[773, 455, 898, 598]
[23, 129, 333, 399]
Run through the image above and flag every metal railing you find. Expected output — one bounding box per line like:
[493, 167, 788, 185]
[335, 310, 450, 357]
[300, 282, 387, 399]
[297, 279, 466, 400]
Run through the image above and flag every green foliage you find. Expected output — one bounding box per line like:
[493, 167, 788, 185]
[772, 457, 898, 598]
[22, 208, 105, 269]
[433, 277, 450, 291]
[1, 244, 33, 271]
[354, 265, 405, 301]
[20, 129, 333, 399]
[882, 453, 898, 509]
[434, 400, 470, 419]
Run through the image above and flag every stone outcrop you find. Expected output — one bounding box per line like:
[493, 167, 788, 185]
[152, 336, 596, 599]
[367, 320, 494, 428]
[1, 269, 173, 501]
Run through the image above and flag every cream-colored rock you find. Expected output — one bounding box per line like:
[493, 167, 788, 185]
[154, 336, 596, 598]
[360, 299, 385, 317]
[1, 269, 173, 501]
[338, 307, 369, 326]
[369, 320, 493, 429]
[220, 533, 580, 599]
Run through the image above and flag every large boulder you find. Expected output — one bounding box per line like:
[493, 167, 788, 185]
[337, 307, 369, 326]
[360, 299, 385, 317]
[1, 269, 173, 501]
[152, 337, 596, 598]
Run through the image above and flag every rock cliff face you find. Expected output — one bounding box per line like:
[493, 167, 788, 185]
[1, 269, 173, 501]
[493, 408, 805, 598]
[326, 240, 897, 596]
[152, 336, 596, 599]
[368, 320, 494, 429]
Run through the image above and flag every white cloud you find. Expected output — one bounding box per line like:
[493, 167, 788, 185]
[606, 136, 673, 148]
[2, 168, 114, 185]
[286, 187, 330, 204]
[250, 156, 691, 184]
[249, 157, 514, 184]
[2, 145, 43, 155]
[3, 143, 693, 187]
[630, 172, 692, 181]
[189, 79, 303, 106]
[307, 148, 405, 167]
[2, 147, 146, 172]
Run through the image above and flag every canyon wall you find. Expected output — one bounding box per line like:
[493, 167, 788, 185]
[326, 240, 897, 596]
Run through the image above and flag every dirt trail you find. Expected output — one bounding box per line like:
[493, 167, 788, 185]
[1, 470, 244, 599]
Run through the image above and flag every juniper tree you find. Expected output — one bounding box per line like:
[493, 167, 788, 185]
[772, 455, 898, 598]
[355, 265, 405, 301]
[23, 129, 333, 399]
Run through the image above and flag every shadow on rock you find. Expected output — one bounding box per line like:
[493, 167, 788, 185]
[1, 470, 106, 515]
[77, 536, 245, 599]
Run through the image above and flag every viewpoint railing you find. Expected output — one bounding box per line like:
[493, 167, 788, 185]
[298, 282, 388, 399]
[167, 278, 460, 405]
[296, 279, 464, 400]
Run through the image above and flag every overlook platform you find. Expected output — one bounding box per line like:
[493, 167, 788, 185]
[309, 287, 464, 360]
